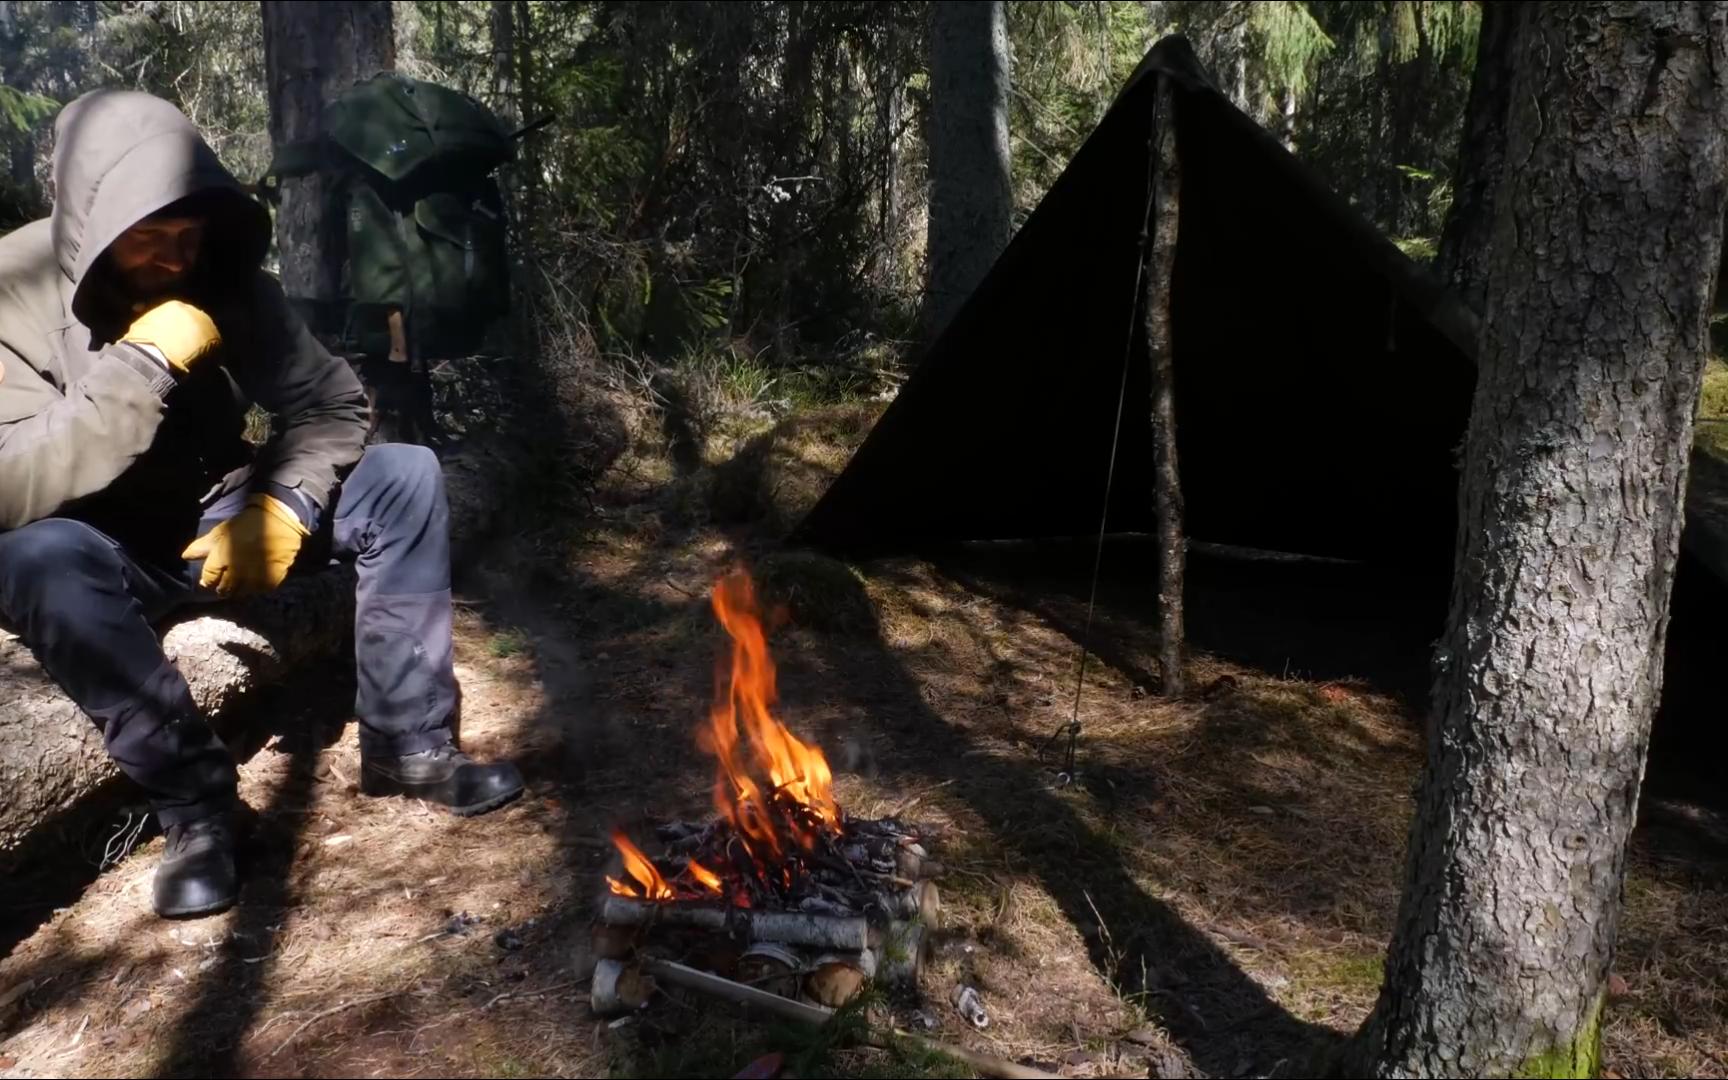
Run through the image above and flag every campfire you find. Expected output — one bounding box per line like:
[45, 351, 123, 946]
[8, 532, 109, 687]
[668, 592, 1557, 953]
[592, 568, 941, 1015]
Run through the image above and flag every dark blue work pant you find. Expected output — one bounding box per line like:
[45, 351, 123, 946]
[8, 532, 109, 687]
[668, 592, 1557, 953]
[0, 444, 457, 827]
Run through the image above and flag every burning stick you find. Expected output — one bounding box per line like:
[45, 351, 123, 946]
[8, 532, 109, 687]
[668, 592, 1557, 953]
[600, 896, 870, 952]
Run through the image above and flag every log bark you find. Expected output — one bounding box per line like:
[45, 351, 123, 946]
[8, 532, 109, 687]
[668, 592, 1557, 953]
[1349, 5, 1728, 1077]
[1144, 75, 1185, 698]
[0, 434, 521, 861]
[261, 0, 395, 306]
[599, 896, 871, 952]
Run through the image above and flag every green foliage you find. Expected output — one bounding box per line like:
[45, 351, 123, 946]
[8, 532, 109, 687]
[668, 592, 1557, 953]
[1297, 1, 1481, 238]
[1006, 1, 1159, 206]
[488, 629, 532, 658]
[1155, 1, 1335, 130]
[0, 1, 274, 207]
[0, 86, 58, 134]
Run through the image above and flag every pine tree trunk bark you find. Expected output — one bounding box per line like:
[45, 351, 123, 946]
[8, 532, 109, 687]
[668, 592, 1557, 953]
[261, 0, 395, 309]
[924, 0, 1012, 343]
[1144, 78, 1184, 698]
[490, 0, 519, 128]
[1433, 1, 1525, 313]
[514, 0, 540, 225]
[1349, 5, 1728, 1077]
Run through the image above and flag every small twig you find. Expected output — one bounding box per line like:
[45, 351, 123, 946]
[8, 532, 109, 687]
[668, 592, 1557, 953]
[1202, 923, 1278, 954]
[474, 980, 582, 1013]
[267, 992, 398, 1058]
[887, 779, 954, 818]
[664, 576, 701, 598]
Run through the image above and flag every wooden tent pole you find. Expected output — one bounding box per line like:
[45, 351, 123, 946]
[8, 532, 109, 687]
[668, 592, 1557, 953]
[1145, 77, 1187, 697]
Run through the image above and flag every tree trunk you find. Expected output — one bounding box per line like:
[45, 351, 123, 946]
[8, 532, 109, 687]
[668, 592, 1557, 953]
[0, 431, 525, 863]
[924, 0, 1011, 343]
[490, 0, 518, 127]
[1144, 78, 1184, 698]
[1433, 1, 1524, 313]
[261, 0, 395, 309]
[514, 0, 540, 225]
[1349, 5, 1728, 1077]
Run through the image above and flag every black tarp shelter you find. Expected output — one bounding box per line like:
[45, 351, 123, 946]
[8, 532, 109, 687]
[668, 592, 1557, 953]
[794, 36, 1480, 569]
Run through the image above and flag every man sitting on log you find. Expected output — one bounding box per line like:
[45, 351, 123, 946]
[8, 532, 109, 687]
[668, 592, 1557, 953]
[0, 90, 525, 919]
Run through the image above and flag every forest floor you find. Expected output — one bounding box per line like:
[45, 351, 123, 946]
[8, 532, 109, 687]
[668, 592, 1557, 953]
[2, 397, 1727, 1079]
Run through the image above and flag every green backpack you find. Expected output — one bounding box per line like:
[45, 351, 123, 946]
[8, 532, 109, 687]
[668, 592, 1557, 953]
[263, 72, 515, 364]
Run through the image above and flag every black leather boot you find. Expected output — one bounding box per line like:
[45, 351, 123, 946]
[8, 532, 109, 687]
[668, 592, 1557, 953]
[360, 744, 524, 816]
[153, 813, 238, 919]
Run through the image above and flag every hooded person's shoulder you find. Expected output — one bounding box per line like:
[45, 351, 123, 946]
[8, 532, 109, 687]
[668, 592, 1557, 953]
[0, 220, 66, 338]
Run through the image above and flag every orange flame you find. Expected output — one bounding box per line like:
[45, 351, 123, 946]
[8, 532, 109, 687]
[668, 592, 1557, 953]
[701, 569, 842, 867]
[688, 859, 723, 894]
[608, 829, 674, 901]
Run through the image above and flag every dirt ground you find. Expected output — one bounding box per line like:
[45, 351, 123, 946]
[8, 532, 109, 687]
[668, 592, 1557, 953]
[3, 409, 1727, 1079]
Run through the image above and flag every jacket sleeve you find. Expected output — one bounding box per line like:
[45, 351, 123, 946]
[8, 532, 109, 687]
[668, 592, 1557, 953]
[237, 274, 369, 516]
[0, 338, 179, 531]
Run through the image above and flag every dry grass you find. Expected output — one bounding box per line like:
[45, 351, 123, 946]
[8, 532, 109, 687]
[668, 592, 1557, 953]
[1698, 356, 1728, 461]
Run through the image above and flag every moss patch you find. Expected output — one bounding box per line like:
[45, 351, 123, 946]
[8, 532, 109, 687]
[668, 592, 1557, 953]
[708, 403, 885, 534]
[1696, 356, 1728, 461]
[754, 550, 877, 636]
[1515, 993, 1605, 1079]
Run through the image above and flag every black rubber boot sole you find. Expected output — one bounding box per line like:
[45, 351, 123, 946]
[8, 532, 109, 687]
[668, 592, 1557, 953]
[156, 893, 237, 920]
[359, 771, 525, 817]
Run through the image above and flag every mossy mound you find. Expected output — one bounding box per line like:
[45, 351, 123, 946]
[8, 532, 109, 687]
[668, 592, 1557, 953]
[708, 403, 885, 535]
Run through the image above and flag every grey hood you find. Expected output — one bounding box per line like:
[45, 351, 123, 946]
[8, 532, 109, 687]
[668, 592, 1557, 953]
[50, 88, 271, 326]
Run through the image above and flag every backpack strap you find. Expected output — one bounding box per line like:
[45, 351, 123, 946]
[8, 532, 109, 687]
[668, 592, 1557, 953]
[254, 137, 336, 204]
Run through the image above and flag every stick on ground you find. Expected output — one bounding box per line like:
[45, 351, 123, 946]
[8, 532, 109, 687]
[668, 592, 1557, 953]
[640, 958, 1060, 1080]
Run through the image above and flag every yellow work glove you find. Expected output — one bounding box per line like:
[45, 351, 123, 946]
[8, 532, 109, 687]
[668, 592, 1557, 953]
[181, 494, 310, 598]
[122, 300, 222, 373]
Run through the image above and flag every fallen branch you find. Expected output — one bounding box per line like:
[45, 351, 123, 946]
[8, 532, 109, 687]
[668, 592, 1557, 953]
[265, 991, 399, 1059]
[640, 958, 1059, 1080]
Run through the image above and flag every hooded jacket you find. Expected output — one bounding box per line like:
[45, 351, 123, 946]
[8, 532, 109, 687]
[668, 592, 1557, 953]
[0, 88, 368, 562]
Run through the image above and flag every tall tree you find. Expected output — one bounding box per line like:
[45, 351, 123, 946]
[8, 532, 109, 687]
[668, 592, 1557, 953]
[924, 0, 1012, 343]
[490, 0, 517, 128]
[261, 0, 395, 309]
[1144, 75, 1184, 698]
[1433, 1, 1524, 312]
[1349, 4, 1728, 1077]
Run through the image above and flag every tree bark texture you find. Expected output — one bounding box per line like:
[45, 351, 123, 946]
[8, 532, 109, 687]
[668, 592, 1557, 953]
[1352, 5, 1728, 1078]
[0, 436, 522, 861]
[261, 0, 395, 306]
[1143, 78, 1184, 698]
[924, 0, 1011, 344]
[514, 0, 541, 225]
[490, 0, 519, 129]
[1433, 1, 1525, 314]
